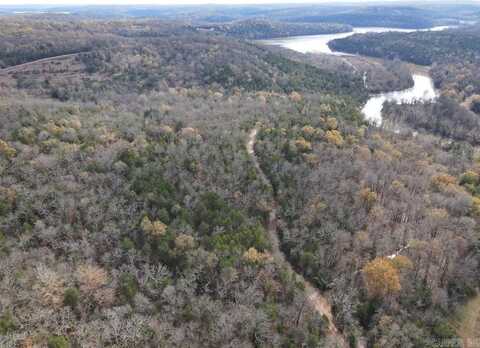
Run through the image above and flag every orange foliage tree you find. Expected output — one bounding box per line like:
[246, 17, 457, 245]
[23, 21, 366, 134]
[362, 257, 401, 298]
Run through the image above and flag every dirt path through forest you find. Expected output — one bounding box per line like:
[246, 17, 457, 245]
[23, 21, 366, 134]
[0, 52, 86, 75]
[451, 294, 480, 348]
[247, 128, 349, 347]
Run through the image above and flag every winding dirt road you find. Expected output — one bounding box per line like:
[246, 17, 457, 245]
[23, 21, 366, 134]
[247, 128, 348, 347]
[0, 52, 86, 75]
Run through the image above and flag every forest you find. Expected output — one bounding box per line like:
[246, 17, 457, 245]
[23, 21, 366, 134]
[383, 97, 480, 145]
[196, 19, 352, 40]
[3, 3, 479, 27]
[271, 46, 414, 94]
[0, 7, 480, 348]
[255, 102, 479, 347]
[287, 6, 438, 29]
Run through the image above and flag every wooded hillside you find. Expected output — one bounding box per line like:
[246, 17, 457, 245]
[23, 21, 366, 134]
[0, 14, 479, 348]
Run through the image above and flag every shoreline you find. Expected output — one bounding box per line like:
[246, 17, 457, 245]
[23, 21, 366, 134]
[259, 25, 442, 125]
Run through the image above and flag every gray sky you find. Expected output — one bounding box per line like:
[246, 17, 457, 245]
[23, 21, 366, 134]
[0, 0, 443, 5]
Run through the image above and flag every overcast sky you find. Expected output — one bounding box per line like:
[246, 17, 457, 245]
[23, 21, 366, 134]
[0, 0, 453, 5]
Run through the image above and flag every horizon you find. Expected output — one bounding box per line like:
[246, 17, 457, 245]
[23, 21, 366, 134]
[2, 0, 480, 6]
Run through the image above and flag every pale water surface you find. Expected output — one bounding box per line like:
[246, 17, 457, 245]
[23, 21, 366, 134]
[361, 74, 437, 125]
[260, 27, 416, 55]
[260, 26, 451, 55]
[260, 26, 450, 123]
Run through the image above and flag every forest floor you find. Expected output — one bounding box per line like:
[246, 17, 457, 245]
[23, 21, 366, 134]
[247, 128, 349, 348]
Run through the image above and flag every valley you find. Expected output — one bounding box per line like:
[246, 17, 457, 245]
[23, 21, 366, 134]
[0, 3, 479, 348]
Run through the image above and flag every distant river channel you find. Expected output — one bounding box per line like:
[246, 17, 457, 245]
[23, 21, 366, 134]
[260, 26, 451, 124]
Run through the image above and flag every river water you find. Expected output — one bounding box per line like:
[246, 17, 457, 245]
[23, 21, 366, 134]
[260, 26, 450, 124]
[361, 73, 437, 125]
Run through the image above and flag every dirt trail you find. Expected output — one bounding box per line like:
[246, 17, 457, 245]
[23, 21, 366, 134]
[247, 128, 348, 347]
[339, 57, 359, 73]
[0, 52, 86, 75]
[451, 294, 480, 348]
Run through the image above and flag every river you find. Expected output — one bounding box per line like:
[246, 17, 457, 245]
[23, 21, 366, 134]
[361, 73, 437, 125]
[260, 26, 450, 124]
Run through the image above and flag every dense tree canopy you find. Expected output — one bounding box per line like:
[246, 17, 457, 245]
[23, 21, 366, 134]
[0, 12, 479, 348]
[197, 19, 352, 40]
[254, 93, 479, 345]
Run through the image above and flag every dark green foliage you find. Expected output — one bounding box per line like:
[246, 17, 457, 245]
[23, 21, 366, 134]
[121, 237, 135, 251]
[0, 201, 10, 217]
[194, 192, 245, 235]
[209, 225, 266, 251]
[0, 194, 15, 217]
[47, 336, 70, 348]
[447, 280, 477, 301]
[264, 53, 367, 102]
[460, 172, 480, 187]
[193, 192, 269, 265]
[149, 230, 178, 269]
[209, 224, 269, 266]
[432, 321, 456, 339]
[118, 148, 144, 169]
[0, 231, 7, 255]
[356, 300, 379, 330]
[348, 333, 357, 348]
[63, 288, 80, 309]
[132, 168, 176, 212]
[119, 274, 138, 303]
[0, 312, 16, 335]
[198, 19, 352, 40]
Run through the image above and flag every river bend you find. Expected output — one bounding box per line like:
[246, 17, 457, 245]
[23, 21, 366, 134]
[261, 26, 449, 124]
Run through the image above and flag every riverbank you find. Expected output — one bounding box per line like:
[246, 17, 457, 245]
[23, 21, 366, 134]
[406, 62, 431, 76]
[260, 26, 443, 124]
[361, 73, 437, 125]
